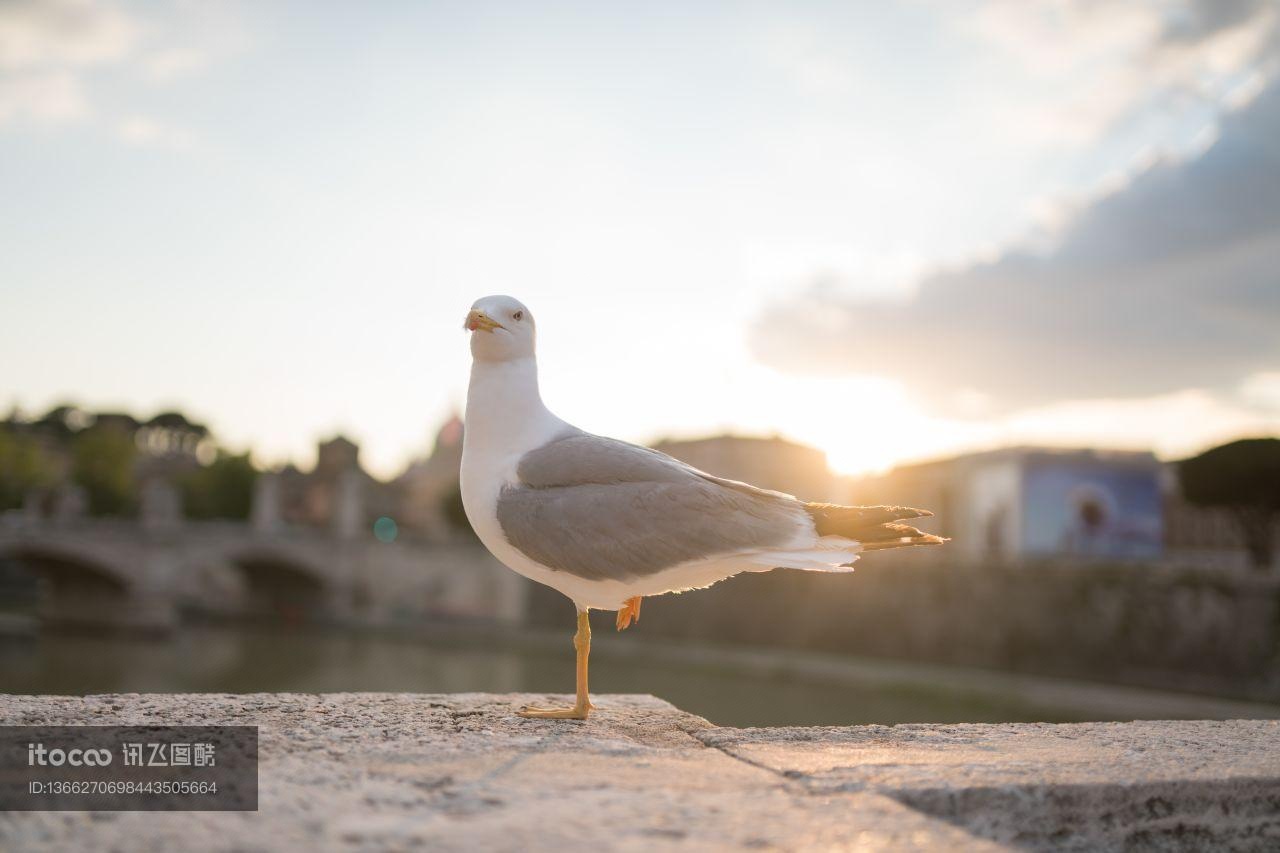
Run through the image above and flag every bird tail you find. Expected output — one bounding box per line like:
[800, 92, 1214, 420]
[804, 503, 948, 551]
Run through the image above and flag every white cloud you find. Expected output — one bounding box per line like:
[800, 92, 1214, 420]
[115, 114, 196, 150]
[0, 69, 87, 123]
[0, 0, 237, 135]
[0, 0, 137, 69]
[0, 0, 138, 125]
[957, 0, 1279, 147]
[1240, 372, 1280, 411]
[997, 390, 1280, 460]
[142, 45, 207, 81]
[751, 75, 1280, 409]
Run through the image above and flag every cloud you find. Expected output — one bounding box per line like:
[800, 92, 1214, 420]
[960, 0, 1279, 146]
[0, 0, 137, 69]
[0, 69, 87, 122]
[141, 45, 207, 81]
[0, 0, 236, 133]
[996, 388, 1280, 459]
[0, 0, 138, 125]
[1240, 372, 1280, 411]
[1160, 0, 1278, 45]
[749, 74, 1280, 410]
[115, 114, 196, 150]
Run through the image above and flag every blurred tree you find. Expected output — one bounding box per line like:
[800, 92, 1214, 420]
[181, 451, 257, 520]
[1179, 438, 1280, 571]
[139, 411, 210, 458]
[31, 403, 92, 439]
[71, 424, 138, 516]
[0, 428, 57, 511]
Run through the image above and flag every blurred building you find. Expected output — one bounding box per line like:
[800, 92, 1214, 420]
[653, 434, 842, 502]
[269, 435, 396, 537]
[393, 414, 465, 541]
[849, 447, 1165, 563]
[132, 412, 210, 503]
[244, 412, 464, 541]
[1164, 484, 1280, 571]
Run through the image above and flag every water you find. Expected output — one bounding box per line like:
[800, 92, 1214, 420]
[0, 622, 1118, 727]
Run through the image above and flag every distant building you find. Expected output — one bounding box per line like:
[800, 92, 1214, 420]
[272, 435, 389, 536]
[132, 411, 209, 484]
[393, 414, 465, 541]
[257, 420, 465, 542]
[849, 447, 1165, 563]
[653, 434, 842, 502]
[1163, 473, 1280, 571]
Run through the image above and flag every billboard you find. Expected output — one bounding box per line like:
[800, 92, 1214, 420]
[1020, 455, 1163, 559]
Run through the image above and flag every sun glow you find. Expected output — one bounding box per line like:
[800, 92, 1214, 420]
[714, 369, 973, 477]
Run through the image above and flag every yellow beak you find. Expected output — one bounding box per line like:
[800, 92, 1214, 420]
[464, 310, 505, 333]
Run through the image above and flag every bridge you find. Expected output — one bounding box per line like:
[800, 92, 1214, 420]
[0, 515, 527, 633]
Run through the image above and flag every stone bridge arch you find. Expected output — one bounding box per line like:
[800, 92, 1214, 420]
[0, 540, 172, 632]
[215, 544, 349, 624]
[0, 540, 133, 591]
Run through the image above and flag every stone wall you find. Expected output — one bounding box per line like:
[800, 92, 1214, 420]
[527, 555, 1280, 701]
[3, 694, 1277, 851]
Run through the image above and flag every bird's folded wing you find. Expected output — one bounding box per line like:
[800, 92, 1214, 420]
[496, 432, 808, 581]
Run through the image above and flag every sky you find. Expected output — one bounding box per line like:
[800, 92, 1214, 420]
[2, 0, 1278, 479]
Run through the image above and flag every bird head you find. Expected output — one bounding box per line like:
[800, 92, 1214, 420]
[465, 295, 536, 362]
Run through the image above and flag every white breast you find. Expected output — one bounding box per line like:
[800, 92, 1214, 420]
[460, 355, 594, 603]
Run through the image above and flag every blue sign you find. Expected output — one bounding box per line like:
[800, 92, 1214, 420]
[1020, 456, 1162, 559]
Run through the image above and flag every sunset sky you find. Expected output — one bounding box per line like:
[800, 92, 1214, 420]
[3, 0, 1279, 478]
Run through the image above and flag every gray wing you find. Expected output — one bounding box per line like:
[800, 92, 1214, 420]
[496, 431, 809, 581]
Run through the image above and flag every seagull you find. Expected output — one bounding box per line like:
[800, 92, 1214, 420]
[460, 295, 945, 719]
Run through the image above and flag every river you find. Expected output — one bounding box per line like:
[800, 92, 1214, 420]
[6, 622, 1276, 727]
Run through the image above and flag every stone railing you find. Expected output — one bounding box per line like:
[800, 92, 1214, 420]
[2, 693, 1277, 850]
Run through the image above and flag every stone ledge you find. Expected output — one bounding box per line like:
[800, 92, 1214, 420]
[2, 693, 1278, 851]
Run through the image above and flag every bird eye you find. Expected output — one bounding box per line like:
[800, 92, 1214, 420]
[513, 310, 524, 321]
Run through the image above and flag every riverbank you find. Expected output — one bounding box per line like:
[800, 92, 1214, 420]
[2, 693, 1278, 850]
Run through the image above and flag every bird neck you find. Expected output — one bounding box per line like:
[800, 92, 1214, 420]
[465, 356, 563, 453]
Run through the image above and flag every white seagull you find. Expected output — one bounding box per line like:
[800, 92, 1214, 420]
[460, 295, 945, 719]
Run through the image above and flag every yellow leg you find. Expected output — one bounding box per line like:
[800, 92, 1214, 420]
[518, 610, 592, 720]
[616, 596, 642, 631]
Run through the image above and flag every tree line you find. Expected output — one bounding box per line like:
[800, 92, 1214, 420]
[0, 405, 256, 520]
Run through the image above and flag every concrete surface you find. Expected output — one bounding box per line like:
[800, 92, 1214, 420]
[1, 693, 1278, 851]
